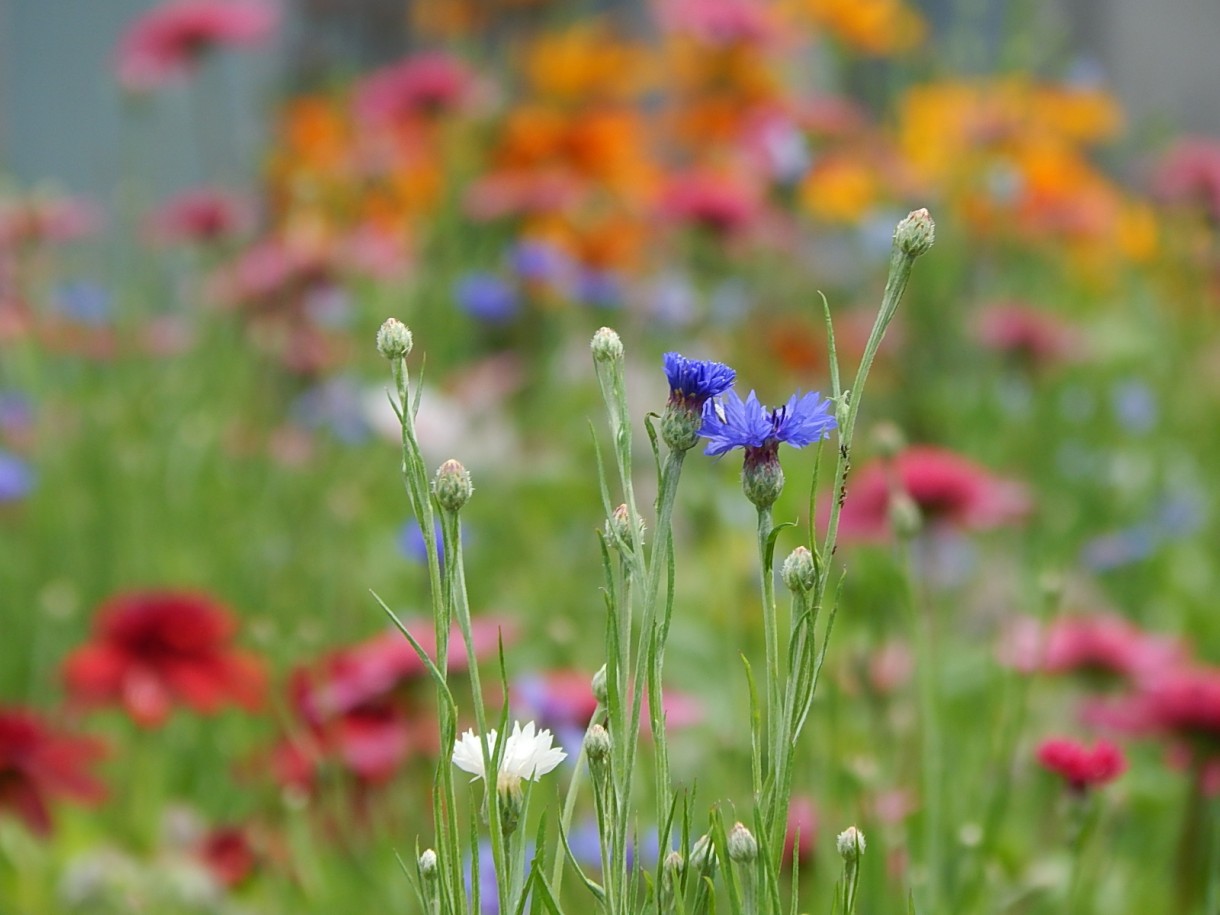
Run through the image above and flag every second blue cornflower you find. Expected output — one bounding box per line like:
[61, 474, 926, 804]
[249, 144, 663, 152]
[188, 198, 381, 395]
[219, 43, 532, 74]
[700, 389, 836, 507]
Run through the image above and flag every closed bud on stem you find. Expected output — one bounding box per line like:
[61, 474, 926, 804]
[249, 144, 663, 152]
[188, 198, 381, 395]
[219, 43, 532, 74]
[742, 451, 784, 509]
[376, 318, 413, 359]
[781, 546, 816, 594]
[590, 327, 624, 364]
[871, 421, 906, 459]
[496, 772, 524, 837]
[836, 826, 866, 862]
[660, 851, 684, 912]
[888, 491, 922, 539]
[689, 833, 718, 875]
[584, 724, 611, 763]
[605, 503, 645, 552]
[894, 208, 935, 257]
[419, 848, 438, 880]
[434, 459, 473, 513]
[727, 822, 758, 863]
[591, 664, 608, 706]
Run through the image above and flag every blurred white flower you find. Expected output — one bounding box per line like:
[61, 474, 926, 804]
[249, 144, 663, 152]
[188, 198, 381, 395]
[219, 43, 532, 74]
[452, 720, 567, 782]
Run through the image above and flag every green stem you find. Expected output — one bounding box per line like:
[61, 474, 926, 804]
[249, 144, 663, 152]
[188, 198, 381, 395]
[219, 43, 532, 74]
[900, 537, 942, 912]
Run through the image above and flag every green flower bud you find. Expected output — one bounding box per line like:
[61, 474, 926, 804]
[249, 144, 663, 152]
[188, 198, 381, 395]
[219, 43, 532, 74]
[888, 491, 922, 539]
[434, 459, 473, 513]
[781, 546, 816, 593]
[836, 826, 866, 862]
[376, 318, 413, 359]
[497, 773, 524, 837]
[605, 503, 645, 552]
[591, 664, 608, 706]
[894, 208, 935, 258]
[419, 848, 438, 880]
[727, 822, 758, 863]
[584, 724, 611, 763]
[590, 326, 624, 363]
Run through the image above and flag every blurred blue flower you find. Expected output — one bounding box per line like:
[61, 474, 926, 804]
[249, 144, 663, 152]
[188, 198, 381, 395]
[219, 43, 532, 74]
[456, 273, 519, 324]
[0, 392, 34, 436]
[290, 376, 371, 444]
[52, 281, 111, 326]
[399, 519, 468, 567]
[575, 269, 623, 309]
[0, 450, 34, 502]
[649, 272, 698, 327]
[1081, 489, 1206, 571]
[663, 352, 736, 410]
[699, 390, 835, 457]
[508, 239, 568, 283]
[1112, 380, 1156, 434]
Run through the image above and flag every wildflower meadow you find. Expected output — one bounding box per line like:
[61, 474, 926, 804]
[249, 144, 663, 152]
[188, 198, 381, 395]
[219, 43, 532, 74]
[4, 1, 1220, 913]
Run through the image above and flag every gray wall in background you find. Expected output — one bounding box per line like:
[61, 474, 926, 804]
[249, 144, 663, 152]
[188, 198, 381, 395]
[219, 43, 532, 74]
[1, 0, 1219, 200]
[0, 0, 281, 201]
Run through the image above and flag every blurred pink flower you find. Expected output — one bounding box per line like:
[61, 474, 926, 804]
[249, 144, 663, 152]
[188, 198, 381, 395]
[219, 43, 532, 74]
[660, 171, 762, 236]
[973, 302, 1080, 366]
[0, 195, 100, 248]
[1000, 613, 1185, 685]
[354, 51, 480, 127]
[830, 445, 1031, 542]
[1036, 737, 1125, 792]
[1151, 137, 1220, 222]
[115, 0, 278, 91]
[782, 795, 819, 867]
[657, 0, 779, 46]
[145, 187, 253, 244]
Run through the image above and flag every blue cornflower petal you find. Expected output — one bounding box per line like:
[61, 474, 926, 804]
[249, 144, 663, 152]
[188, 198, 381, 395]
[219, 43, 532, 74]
[699, 389, 836, 456]
[662, 352, 736, 404]
[699, 389, 769, 454]
[774, 391, 837, 447]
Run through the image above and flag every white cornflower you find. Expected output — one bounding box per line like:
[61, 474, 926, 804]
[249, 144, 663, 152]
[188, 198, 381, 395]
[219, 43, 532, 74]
[451, 720, 567, 782]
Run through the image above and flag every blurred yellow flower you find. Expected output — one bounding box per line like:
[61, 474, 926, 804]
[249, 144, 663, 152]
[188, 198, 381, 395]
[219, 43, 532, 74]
[801, 0, 925, 55]
[799, 156, 880, 223]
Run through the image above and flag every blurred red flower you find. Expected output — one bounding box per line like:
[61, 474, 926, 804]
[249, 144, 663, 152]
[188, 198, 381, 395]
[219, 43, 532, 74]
[145, 187, 253, 245]
[355, 51, 480, 127]
[831, 445, 1031, 542]
[782, 794, 819, 867]
[973, 302, 1080, 366]
[1001, 613, 1185, 686]
[0, 707, 107, 835]
[660, 171, 762, 237]
[198, 825, 257, 887]
[1152, 137, 1220, 223]
[115, 0, 278, 91]
[1036, 737, 1125, 791]
[62, 590, 266, 727]
[272, 617, 513, 787]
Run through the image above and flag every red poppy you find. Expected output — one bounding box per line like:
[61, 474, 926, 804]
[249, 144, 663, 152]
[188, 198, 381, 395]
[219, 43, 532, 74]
[62, 590, 266, 727]
[831, 445, 1031, 542]
[1036, 737, 1125, 792]
[0, 707, 107, 835]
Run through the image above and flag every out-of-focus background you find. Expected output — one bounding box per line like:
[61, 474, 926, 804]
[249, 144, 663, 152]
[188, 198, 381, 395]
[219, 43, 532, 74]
[4, 1, 1220, 912]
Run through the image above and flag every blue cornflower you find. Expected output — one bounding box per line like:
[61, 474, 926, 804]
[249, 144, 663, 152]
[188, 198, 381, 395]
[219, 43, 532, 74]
[663, 352, 736, 409]
[660, 352, 737, 453]
[455, 273, 519, 324]
[699, 390, 836, 507]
